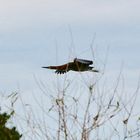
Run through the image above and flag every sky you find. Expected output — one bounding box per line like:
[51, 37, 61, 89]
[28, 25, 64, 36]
[0, 0, 140, 139]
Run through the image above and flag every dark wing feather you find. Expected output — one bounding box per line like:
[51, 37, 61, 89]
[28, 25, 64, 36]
[55, 70, 67, 74]
[74, 58, 93, 65]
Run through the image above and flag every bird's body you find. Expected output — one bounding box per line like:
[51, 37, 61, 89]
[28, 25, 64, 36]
[42, 58, 99, 74]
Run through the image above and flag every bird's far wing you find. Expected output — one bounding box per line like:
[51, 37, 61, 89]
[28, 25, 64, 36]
[74, 58, 93, 65]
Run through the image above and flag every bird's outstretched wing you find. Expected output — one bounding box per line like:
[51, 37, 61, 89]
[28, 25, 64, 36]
[74, 58, 93, 65]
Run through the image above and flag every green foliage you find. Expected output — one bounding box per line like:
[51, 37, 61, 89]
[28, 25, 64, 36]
[0, 112, 22, 140]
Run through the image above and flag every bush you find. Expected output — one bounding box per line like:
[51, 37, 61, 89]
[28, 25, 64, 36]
[0, 112, 22, 140]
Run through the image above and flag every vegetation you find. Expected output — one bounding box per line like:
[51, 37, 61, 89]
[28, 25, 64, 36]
[0, 112, 22, 140]
[0, 72, 140, 140]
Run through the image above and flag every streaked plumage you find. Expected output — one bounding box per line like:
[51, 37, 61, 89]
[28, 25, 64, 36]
[42, 58, 99, 74]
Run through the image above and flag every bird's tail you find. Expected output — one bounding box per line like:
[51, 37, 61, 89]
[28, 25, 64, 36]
[42, 66, 58, 70]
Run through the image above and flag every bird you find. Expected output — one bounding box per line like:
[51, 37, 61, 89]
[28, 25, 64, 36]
[42, 58, 99, 74]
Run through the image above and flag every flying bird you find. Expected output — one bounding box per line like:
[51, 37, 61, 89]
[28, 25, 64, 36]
[42, 58, 99, 74]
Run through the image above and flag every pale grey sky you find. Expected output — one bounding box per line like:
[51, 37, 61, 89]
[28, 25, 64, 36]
[0, 0, 140, 139]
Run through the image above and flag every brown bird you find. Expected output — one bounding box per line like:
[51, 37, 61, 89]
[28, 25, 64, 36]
[42, 58, 99, 74]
